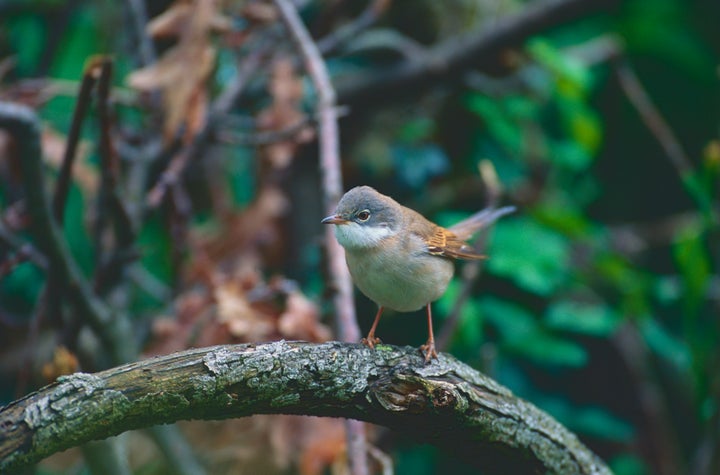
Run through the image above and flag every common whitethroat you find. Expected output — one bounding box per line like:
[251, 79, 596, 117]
[322, 185, 515, 362]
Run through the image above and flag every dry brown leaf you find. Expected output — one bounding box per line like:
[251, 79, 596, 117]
[41, 346, 79, 383]
[256, 59, 314, 169]
[128, 0, 225, 141]
[241, 2, 278, 24]
[147, 1, 232, 38]
[278, 291, 331, 342]
[214, 280, 274, 340]
[146, 2, 194, 38]
[270, 416, 348, 475]
[0, 129, 22, 185]
[145, 291, 212, 356]
[188, 186, 289, 271]
[269, 58, 303, 104]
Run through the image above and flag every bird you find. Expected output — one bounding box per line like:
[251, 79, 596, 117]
[321, 185, 514, 362]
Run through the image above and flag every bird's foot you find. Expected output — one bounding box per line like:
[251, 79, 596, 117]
[361, 336, 382, 349]
[420, 340, 439, 363]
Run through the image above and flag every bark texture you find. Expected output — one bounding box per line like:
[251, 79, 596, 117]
[0, 341, 611, 474]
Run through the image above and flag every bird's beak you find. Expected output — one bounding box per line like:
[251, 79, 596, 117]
[321, 214, 349, 225]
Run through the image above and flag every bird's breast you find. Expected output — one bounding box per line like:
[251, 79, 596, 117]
[345, 243, 454, 312]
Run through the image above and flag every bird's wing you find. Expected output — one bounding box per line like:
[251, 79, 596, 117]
[423, 226, 486, 260]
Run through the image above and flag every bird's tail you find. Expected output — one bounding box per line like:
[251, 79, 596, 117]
[449, 205, 516, 240]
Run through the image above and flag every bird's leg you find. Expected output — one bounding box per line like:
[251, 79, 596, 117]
[420, 303, 438, 362]
[361, 306, 384, 349]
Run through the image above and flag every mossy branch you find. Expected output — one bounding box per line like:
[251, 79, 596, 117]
[0, 341, 610, 474]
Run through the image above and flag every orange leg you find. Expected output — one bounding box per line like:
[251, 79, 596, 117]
[420, 303, 438, 362]
[361, 306, 384, 349]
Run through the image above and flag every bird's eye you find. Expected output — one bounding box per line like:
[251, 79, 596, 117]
[356, 210, 371, 221]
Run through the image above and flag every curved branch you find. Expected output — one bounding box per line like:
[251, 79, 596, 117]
[0, 341, 610, 475]
[0, 102, 135, 365]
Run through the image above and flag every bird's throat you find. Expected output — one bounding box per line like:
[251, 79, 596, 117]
[333, 222, 393, 249]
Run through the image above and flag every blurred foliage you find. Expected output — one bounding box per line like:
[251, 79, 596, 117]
[0, 0, 719, 474]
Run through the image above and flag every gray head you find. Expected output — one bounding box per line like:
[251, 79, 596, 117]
[321, 186, 402, 249]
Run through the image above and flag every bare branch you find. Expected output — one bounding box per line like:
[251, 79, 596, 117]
[337, 0, 621, 106]
[126, 0, 157, 67]
[52, 58, 101, 223]
[0, 102, 135, 365]
[316, 0, 392, 54]
[273, 1, 365, 472]
[613, 59, 693, 180]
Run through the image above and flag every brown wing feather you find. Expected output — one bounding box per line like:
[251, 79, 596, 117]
[424, 226, 486, 260]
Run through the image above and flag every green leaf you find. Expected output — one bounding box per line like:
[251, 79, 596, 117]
[640, 317, 691, 370]
[610, 453, 649, 475]
[49, 7, 106, 80]
[137, 216, 173, 285]
[548, 139, 593, 171]
[396, 117, 435, 143]
[507, 334, 588, 367]
[222, 145, 256, 207]
[390, 144, 449, 188]
[63, 186, 94, 275]
[571, 407, 634, 441]
[436, 279, 483, 347]
[545, 300, 620, 336]
[673, 226, 711, 314]
[561, 99, 603, 156]
[527, 38, 591, 92]
[0, 262, 44, 316]
[532, 201, 593, 237]
[487, 218, 570, 296]
[465, 94, 524, 157]
[539, 398, 635, 442]
[479, 297, 537, 342]
[480, 297, 587, 367]
[6, 15, 46, 76]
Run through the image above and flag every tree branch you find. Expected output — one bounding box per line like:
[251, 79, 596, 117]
[336, 0, 621, 106]
[0, 341, 611, 475]
[273, 1, 365, 472]
[0, 102, 135, 365]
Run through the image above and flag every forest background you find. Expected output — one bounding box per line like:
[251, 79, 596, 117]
[0, 0, 718, 474]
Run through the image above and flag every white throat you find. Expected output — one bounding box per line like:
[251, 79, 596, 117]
[333, 222, 393, 249]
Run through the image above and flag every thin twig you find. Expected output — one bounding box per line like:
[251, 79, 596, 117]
[613, 59, 693, 179]
[273, 2, 366, 474]
[612, 57, 716, 220]
[316, 0, 392, 54]
[215, 116, 313, 146]
[93, 58, 137, 293]
[96, 59, 120, 188]
[367, 445, 394, 475]
[0, 247, 38, 278]
[0, 102, 135, 365]
[215, 106, 349, 146]
[146, 426, 206, 475]
[272, 0, 358, 343]
[612, 323, 684, 475]
[146, 46, 268, 208]
[126, 0, 157, 67]
[436, 161, 513, 351]
[0, 219, 48, 270]
[94, 58, 115, 266]
[53, 58, 103, 223]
